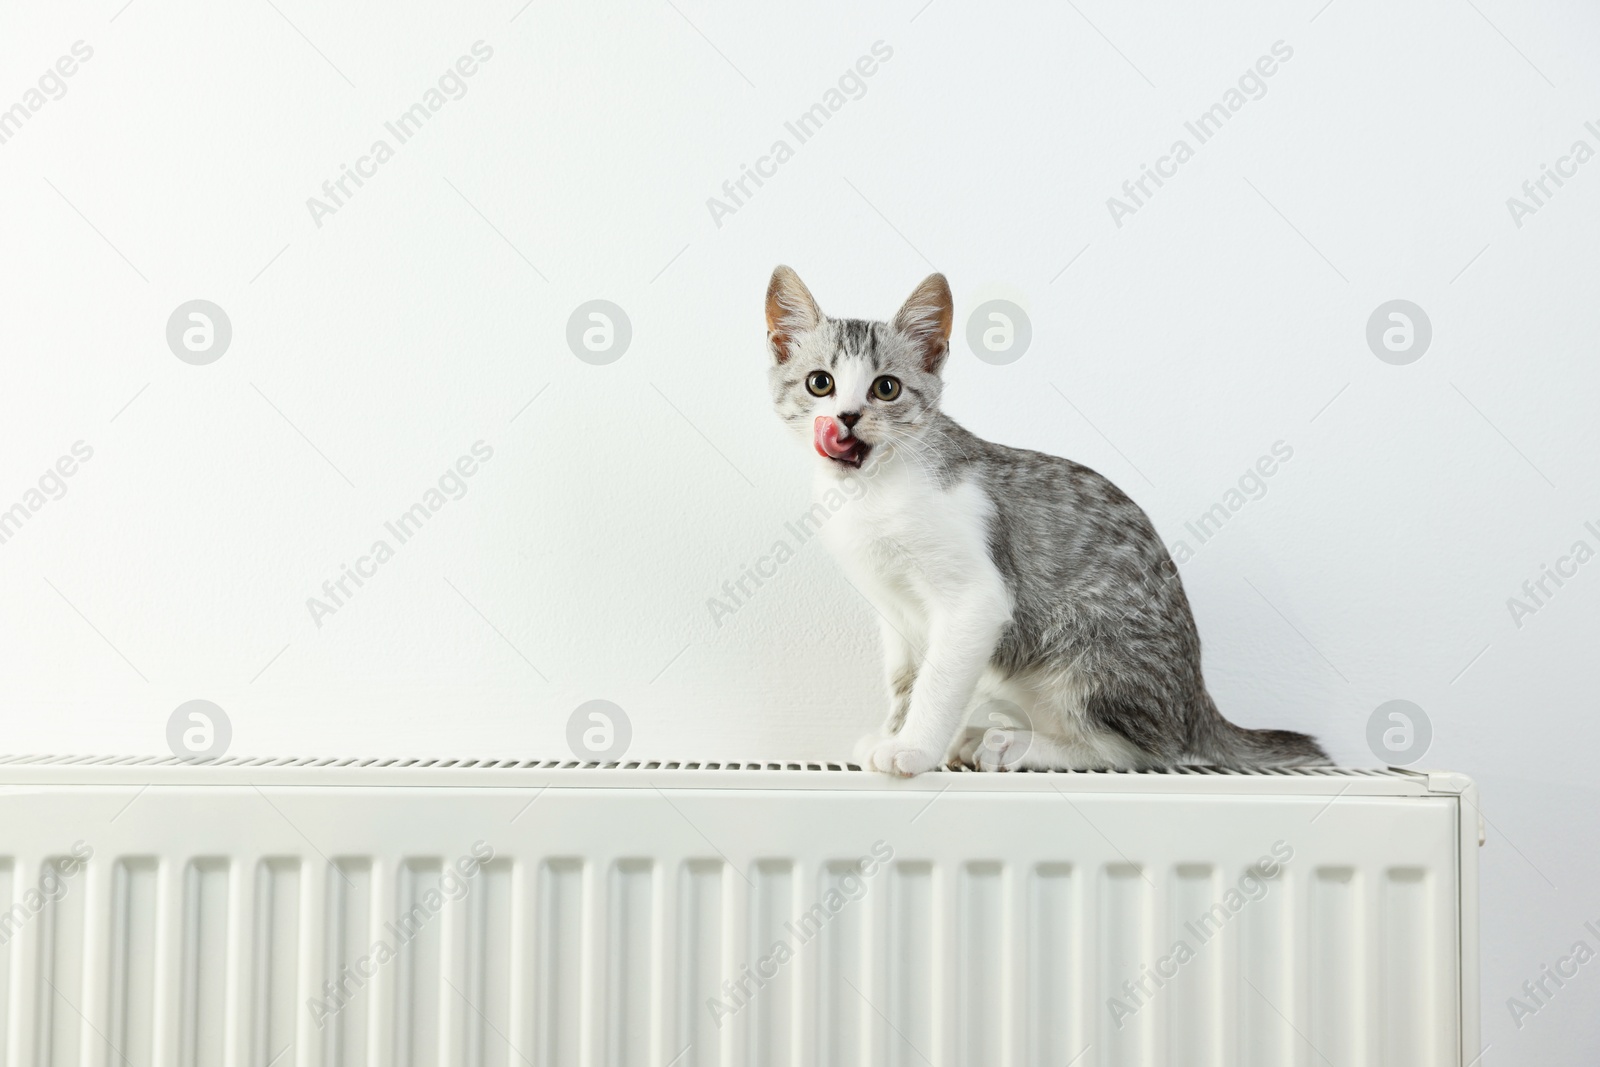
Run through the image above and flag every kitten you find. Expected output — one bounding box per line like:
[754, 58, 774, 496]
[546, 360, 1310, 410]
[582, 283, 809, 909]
[766, 266, 1329, 776]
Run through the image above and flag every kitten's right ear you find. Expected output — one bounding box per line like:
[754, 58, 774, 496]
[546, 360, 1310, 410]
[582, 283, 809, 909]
[766, 265, 822, 364]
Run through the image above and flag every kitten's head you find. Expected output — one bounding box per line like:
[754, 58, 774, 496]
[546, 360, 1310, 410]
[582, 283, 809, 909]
[765, 266, 953, 475]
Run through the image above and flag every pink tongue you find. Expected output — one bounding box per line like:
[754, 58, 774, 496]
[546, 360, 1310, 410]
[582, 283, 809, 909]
[813, 416, 858, 460]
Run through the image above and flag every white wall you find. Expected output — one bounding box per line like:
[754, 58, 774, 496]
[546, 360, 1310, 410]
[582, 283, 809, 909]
[3, 0, 1597, 1058]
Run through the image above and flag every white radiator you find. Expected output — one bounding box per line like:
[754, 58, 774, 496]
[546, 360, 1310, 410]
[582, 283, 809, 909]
[0, 757, 1480, 1067]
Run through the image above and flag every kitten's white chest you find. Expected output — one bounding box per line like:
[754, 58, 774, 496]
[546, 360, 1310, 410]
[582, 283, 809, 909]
[818, 461, 922, 574]
[816, 458, 1004, 610]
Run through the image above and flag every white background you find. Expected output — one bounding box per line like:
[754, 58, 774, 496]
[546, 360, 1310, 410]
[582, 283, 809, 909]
[2, 0, 1597, 1059]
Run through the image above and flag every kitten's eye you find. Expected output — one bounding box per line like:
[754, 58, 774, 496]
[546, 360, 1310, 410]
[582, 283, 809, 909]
[806, 371, 834, 397]
[871, 375, 901, 401]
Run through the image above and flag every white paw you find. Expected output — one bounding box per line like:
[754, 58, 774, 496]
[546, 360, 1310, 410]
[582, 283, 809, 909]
[852, 732, 887, 765]
[866, 737, 940, 777]
[959, 726, 1033, 771]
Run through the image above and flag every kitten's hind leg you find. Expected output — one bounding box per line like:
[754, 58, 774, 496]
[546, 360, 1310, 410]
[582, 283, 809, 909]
[951, 727, 1060, 770]
[954, 728, 1151, 771]
[945, 725, 988, 768]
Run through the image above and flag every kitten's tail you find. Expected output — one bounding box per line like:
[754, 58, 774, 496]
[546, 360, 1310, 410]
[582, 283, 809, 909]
[1195, 717, 1332, 770]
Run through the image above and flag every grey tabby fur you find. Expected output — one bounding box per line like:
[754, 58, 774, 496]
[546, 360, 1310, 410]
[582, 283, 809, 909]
[767, 265, 1329, 772]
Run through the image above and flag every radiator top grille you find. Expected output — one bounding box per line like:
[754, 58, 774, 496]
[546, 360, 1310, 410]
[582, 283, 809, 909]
[0, 753, 1407, 774]
[0, 754, 1468, 796]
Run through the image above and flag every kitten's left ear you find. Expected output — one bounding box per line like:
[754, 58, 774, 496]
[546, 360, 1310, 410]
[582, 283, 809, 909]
[893, 273, 954, 374]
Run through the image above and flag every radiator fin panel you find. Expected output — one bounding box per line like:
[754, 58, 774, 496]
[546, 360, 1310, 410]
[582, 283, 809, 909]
[748, 860, 794, 1067]
[676, 860, 723, 1067]
[180, 858, 230, 1067]
[886, 862, 933, 1067]
[1028, 863, 1079, 1067]
[1311, 866, 1361, 1065]
[956, 861, 1002, 1064]
[1100, 862, 1151, 1067]
[1167, 863, 1220, 1065]
[395, 858, 444, 1067]
[465, 858, 513, 1067]
[38, 855, 89, 1067]
[535, 859, 583, 1067]
[253, 858, 300, 1067]
[1383, 867, 1435, 1065]
[814, 860, 866, 1067]
[607, 859, 656, 1067]
[1239, 859, 1291, 1067]
[324, 858, 373, 1067]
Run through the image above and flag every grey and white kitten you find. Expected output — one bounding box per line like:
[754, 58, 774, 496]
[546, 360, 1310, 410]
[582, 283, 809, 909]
[766, 266, 1328, 776]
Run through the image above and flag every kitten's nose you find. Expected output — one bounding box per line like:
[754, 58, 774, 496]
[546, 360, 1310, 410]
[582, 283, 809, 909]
[838, 411, 861, 429]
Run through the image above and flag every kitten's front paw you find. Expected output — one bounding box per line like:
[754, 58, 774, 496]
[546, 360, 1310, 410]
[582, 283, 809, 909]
[866, 737, 940, 777]
[852, 732, 886, 766]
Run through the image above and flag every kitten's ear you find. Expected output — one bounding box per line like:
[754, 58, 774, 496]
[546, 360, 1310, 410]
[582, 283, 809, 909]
[766, 265, 822, 364]
[892, 272, 954, 374]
